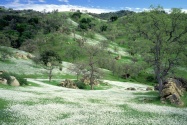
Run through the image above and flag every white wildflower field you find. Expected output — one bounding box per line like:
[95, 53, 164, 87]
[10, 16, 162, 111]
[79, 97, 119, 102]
[0, 79, 187, 125]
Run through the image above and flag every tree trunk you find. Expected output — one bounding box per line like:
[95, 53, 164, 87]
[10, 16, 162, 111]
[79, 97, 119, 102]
[158, 77, 163, 96]
[76, 73, 79, 81]
[91, 83, 94, 90]
[49, 68, 53, 82]
[90, 61, 94, 90]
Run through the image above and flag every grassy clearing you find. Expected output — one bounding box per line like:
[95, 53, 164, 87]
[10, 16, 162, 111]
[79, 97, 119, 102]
[41, 80, 60, 86]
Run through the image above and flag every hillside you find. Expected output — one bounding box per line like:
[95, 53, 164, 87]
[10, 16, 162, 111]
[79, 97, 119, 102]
[0, 7, 187, 125]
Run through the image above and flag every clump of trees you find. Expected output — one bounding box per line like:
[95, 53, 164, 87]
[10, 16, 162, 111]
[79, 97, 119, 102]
[0, 8, 67, 49]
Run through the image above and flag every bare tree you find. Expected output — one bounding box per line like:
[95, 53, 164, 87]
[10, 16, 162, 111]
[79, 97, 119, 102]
[85, 45, 101, 90]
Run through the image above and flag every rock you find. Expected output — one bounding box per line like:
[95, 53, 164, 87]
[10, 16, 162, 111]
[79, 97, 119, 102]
[59, 79, 78, 89]
[27, 53, 34, 59]
[0, 71, 4, 75]
[0, 78, 7, 85]
[10, 76, 20, 86]
[22, 55, 28, 60]
[15, 52, 28, 60]
[161, 78, 184, 106]
[146, 87, 153, 91]
[126, 87, 136, 91]
[115, 55, 121, 60]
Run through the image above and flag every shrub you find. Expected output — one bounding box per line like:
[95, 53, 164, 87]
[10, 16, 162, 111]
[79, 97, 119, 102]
[146, 75, 156, 82]
[75, 81, 86, 89]
[0, 72, 12, 85]
[15, 75, 28, 86]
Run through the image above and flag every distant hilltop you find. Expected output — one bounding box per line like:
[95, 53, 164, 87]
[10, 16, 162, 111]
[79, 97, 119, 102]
[70, 9, 88, 13]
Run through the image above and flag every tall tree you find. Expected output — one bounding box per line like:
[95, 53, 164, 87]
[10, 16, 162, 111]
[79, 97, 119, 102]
[125, 6, 187, 94]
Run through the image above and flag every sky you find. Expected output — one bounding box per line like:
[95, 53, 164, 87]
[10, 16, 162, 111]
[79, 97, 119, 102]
[0, 0, 187, 13]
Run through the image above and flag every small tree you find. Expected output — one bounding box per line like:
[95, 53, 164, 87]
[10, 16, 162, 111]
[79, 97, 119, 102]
[40, 50, 62, 82]
[85, 45, 101, 90]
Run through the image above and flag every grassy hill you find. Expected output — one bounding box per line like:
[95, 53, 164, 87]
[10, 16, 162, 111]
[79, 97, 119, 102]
[0, 8, 187, 82]
[0, 7, 187, 125]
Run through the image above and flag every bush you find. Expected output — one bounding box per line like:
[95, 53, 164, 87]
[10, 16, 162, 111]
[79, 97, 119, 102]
[146, 75, 156, 82]
[75, 81, 87, 89]
[0, 72, 12, 85]
[14, 75, 28, 86]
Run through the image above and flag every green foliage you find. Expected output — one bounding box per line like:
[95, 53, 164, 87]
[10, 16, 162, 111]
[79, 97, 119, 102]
[0, 47, 13, 61]
[71, 11, 82, 20]
[124, 6, 187, 85]
[79, 18, 94, 30]
[131, 72, 157, 86]
[64, 46, 83, 61]
[100, 25, 107, 32]
[89, 10, 134, 20]
[75, 81, 87, 89]
[0, 72, 12, 85]
[110, 16, 118, 22]
[40, 50, 62, 66]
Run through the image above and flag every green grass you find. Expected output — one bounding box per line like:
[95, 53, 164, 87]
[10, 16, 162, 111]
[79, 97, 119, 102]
[175, 68, 187, 79]
[0, 98, 8, 110]
[56, 113, 70, 120]
[120, 104, 159, 119]
[0, 59, 15, 64]
[133, 91, 187, 107]
[41, 80, 60, 86]
[0, 98, 15, 124]
[103, 71, 124, 81]
[92, 82, 112, 90]
[181, 92, 187, 107]
[88, 98, 104, 103]
[133, 91, 162, 105]
[0, 84, 14, 89]
[119, 103, 187, 124]
[27, 81, 41, 87]
[23, 97, 78, 106]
